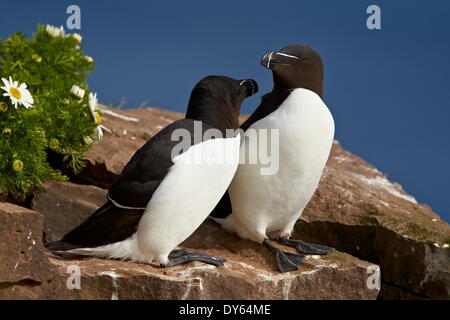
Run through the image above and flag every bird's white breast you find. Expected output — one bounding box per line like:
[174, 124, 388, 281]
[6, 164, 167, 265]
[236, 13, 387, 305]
[228, 88, 334, 238]
[136, 133, 241, 262]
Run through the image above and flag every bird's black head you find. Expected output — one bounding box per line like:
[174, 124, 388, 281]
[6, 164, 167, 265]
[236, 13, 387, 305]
[261, 44, 324, 97]
[186, 75, 258, 133]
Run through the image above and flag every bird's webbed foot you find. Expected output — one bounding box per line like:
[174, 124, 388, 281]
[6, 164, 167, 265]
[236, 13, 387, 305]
[161, 248, 226, 267]
[278, 237, 335, 255]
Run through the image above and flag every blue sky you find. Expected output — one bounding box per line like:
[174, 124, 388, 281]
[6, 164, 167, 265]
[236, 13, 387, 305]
[1, 1, 450, 222]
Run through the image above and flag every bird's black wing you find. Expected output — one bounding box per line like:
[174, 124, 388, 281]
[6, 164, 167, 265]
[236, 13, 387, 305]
[209, 190, 233, 219]
[47, 119, 214, 249]
[47, 201, 144, 249]
[108, 119, 215, 207]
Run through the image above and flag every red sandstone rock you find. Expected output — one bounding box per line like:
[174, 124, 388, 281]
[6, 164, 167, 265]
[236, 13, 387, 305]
[2, 187, 380, 299]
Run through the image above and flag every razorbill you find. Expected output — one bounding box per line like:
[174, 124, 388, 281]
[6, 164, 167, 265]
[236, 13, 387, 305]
[45, 75, 258, 267]
[210, 44, 335, 272]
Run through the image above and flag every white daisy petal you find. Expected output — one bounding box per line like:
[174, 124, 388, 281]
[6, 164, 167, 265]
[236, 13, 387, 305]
[88, 92, 99, 119]
[46, 24, 65, 38]
[70, 85, 85, 99]
[72, 33, 82, 43]
[96, 126, 103, 139]
[99, 124, 111, 133]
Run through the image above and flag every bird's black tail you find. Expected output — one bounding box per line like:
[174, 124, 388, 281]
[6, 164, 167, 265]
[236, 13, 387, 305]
[44, 240, 80, 251]
[44, 201, 144, 252]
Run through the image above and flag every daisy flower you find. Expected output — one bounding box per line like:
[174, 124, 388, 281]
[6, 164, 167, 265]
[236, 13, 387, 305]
[32, 54, 42, 63]
[12, 159, 24, 172]
[83, 135, 93, 145]
[88, 92, 100, 124]
[45, 25, 65, 38]
[1, 77, 34, 109]
[71, 33, 82, 43]
[0, 101, 8, 112]
[88, 92, 110, 139]
[70, 85, 85, 99]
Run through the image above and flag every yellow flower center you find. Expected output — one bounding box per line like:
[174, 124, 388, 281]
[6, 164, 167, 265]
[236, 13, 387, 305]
[94, 111, 101, 125]
[0, 102, 8, 112]
[12, 159, 23, 172]
[49, 138, 60, 150]
[10, 87, 22, 100]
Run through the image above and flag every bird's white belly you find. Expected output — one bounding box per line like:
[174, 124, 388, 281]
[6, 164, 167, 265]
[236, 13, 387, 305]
[136, 134, 241, 263]
[228, 89, 334, 241]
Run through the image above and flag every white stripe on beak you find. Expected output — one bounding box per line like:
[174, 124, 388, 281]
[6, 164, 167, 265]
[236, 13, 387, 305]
[275, 52, 301, 60]
[267, 51, 275, 68]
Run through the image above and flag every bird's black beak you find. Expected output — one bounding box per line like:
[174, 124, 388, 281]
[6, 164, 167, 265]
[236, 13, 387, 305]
[261, 51, 290, 69]
[241, 79, 259, 97]
[261, 51, 275, 69]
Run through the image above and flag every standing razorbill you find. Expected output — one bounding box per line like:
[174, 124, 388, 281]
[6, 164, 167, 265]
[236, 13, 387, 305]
[210, 44, 335, 272]
[45, 75, 258, 267]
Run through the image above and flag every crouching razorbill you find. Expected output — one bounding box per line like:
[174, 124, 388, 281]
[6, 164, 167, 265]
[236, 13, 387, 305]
[45, 75, 258, 267]
[210, 44, 335, 272]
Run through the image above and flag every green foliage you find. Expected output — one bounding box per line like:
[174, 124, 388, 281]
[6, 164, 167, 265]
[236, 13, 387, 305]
[0, 24, 100, 198]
